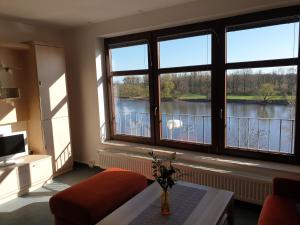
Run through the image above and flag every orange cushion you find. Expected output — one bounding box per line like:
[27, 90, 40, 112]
[49, 168, 147, 225]
[258, 195, 300, 225]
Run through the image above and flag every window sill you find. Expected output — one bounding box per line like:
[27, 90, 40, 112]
[98, 140, 300, 182]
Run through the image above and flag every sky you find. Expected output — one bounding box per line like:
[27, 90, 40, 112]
[111, 21, 299, 74]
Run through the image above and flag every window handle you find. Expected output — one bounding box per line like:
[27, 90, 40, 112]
[219, 109, 223, 120]
[154, 106, 158, 117]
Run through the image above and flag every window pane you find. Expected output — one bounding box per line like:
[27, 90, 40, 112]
[226, 66, 297, 154]
[227, 22, 299, 62]
[159, 34, 211, 68]
[112, 75, 150, 137]
[110, 44, 148, 71]
[160, 71, 211, 144]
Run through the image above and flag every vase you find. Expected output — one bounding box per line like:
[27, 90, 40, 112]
[161, 190, 170, 215]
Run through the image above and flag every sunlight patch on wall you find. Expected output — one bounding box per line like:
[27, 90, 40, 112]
[0, 107, 17, 124]
[55, 143, 72, 171]
[96, 54, 102, 81]
[52, 102, 68, 119]
[49, 73, 67, 112]
[96, 53, 107, 142]
[51, 117, 71, 170]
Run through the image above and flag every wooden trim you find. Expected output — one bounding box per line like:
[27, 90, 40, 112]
[108, 39, 148, 49]
[221, 6, 300, 29]
[224, 147, 299, 164]
[226, 15, 299, 32]
[110, 69, 149, 76]
[226, 58, 298, 69]
[149, 34, 158, 145]
[156, 29, 212, 42]
[158, 65, 212, 74]
[110, 134, 152, 145]
[293, 21, 300, 162]
[157, 139, 212, 153]
[104, 41, 114, 139]
[213, 23, 226, 154]
[150, 34, 161, 145]
[105, 32, 151, 46]
[0, 42, 30, 51]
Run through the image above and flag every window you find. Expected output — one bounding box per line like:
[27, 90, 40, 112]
[105, 6, 300, 163]
[160, 71, 211, 144]
[111, 44, 148, 71]
[107, 42, 151, 141]
[159, 35, 211, 68]
[225, 20, 299, 155]
[158, 34, 212, 146]
[112, 75, 150, 137]
[227, 22, 299, 62]
[226, 67, 297, 153]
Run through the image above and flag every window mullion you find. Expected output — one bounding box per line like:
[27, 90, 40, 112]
[293, 21, 300, 163]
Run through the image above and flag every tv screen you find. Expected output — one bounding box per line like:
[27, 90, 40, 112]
[0, 134, 25, 157]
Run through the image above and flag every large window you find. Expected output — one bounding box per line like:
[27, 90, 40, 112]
[158, 34, 212, 145]
[226, 21, 299, 155]
[107, 42, 151, 141]
[105, 6, 300, 163]
[112, 75, 150, 137]
[227, 22, 299, 62]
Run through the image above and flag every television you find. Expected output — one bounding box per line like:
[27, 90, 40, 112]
[0, 133, 28, 165]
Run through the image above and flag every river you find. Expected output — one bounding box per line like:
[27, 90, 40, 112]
[114, 98, 295, 154]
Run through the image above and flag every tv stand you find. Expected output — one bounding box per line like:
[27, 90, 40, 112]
[0, 155, 53, 204]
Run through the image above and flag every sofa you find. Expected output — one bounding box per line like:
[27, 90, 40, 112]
[258, 177, 300, 225]
[49, 168, 147, 225]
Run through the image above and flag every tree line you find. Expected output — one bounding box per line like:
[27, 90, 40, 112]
[113, 68, 297, 102]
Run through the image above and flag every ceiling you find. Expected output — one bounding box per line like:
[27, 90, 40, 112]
[0, 0, 198, 27]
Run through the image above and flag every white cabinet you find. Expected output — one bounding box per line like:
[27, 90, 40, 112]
[35, 45, 69, 120]
[27, 43, 73, 176]
[0, 155, 52, 204]
[28, 156, 52, 185]
[42, 117, 72, 172]
[0, 168, 19, 198]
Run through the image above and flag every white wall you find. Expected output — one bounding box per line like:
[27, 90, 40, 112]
[63, 0, 300, 164]
[0, 19, 63, 44]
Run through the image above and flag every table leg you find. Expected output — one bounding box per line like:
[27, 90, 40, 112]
[227, 198, 234, 225]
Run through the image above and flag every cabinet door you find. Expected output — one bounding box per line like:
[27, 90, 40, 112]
[35, 45, 69, 120]
[42, 117, 72, 174]
[0, 168, 19, 197]
[17, 164, 31, 189]
[29, 157, 52, 185]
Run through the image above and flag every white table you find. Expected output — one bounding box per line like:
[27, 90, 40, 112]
[97, 181, 234, 225]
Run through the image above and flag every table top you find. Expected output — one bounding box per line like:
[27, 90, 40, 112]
[96, 181, 234, 225]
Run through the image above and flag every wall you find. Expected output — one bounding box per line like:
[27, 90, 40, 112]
[0, 20, 63, 44]
[0, 19, 64, 148]
[63, 0, 300, 164]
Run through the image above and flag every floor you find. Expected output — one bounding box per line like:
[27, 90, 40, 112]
[0, 163, 261, 225]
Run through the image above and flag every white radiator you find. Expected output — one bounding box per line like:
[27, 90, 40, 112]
[97, 150, 272, 205]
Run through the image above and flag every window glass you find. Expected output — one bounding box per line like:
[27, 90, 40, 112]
[227, 22, 299, 63]
[112, 75, 150, 137]
[159, 34, 211, 68]
[160, 71, 211, 144]
[111, 44, 148, 71]
[226, 66, 297, 154]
